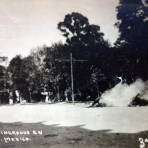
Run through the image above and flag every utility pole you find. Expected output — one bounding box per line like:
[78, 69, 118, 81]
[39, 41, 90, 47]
[70, 53, 74, 103]
[55, 52, 87, 103]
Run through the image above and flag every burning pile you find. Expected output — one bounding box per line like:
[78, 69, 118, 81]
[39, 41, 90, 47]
[98, 79, 148, 107]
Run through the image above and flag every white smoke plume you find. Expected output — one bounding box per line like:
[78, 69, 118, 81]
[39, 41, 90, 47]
[100, 79, 146, 107]
[140, 81, 148, 100]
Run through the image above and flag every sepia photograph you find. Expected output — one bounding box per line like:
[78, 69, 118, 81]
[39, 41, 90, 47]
[0, 0, 148, 147]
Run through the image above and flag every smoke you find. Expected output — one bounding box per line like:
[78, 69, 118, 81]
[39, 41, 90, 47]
[140, 81, 148, 100]
[100, 79, 147, 107]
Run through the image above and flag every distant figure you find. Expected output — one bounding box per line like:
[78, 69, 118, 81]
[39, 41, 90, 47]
[9, 92, 13, 105]
[15, 90, 21, 103]
[41, 91, 51, 103]
[64, 88, 71, 102]
[64, 92, 68, 102]
[45, 92, 49, 103]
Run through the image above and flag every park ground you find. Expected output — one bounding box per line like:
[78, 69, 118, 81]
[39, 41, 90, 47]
[0, 102, 148, 148]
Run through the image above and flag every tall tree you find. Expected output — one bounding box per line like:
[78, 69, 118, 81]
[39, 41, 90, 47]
[58, 12, 110, 101]
[8, 55, 42, 102]
[58, 12, 109, 60]
[115, 0, 148, 81]
[0, 65, 7, 90]
[8, 55, 23, 91]
[115, 0, 148, 49]
[43, 43, 70, 101]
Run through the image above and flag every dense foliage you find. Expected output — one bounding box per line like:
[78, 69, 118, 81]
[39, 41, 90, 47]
[0, 4, 147, 104]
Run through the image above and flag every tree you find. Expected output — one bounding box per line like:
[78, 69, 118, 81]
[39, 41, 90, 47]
[115, 0, 148, 49]
[58, 12, 111, 101]
[43, 42, 71, 101]
[0, 65, 7, 90]
[115, 0, 148, 81]
[58, 12, 109, 60]
[0, 65, 9, 104]
[21, 56, 42, 102]
[30, 45, 46, 72]
[8, 55, 43, 102]
[8, 55, 23, 91]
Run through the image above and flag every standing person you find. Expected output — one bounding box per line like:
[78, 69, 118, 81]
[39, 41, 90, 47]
[9, 91, 13, 105]
[64, 88, 71, 102]
[41, 90, 51, 103]
[15, 90, 21, 103]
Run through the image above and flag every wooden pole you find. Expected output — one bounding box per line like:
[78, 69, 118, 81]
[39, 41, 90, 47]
[70, 53, 74, 103]
[55, 53, 87, 103]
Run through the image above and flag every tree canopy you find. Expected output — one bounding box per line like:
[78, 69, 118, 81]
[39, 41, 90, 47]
[58, 12, 110, 60]
[115, 0, 148, 81]
[115, 0, 148, 49]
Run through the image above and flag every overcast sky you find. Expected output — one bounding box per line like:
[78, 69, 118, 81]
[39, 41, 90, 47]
[0, 0, 119, 60]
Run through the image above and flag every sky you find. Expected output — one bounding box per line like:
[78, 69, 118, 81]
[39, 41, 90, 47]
[0, 0, 119, 61]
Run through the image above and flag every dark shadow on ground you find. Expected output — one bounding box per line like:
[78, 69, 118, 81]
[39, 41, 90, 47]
[0, 122, 147, 148]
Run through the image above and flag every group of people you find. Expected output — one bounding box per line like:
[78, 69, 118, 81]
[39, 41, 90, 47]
[8, 90, 21, 104]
